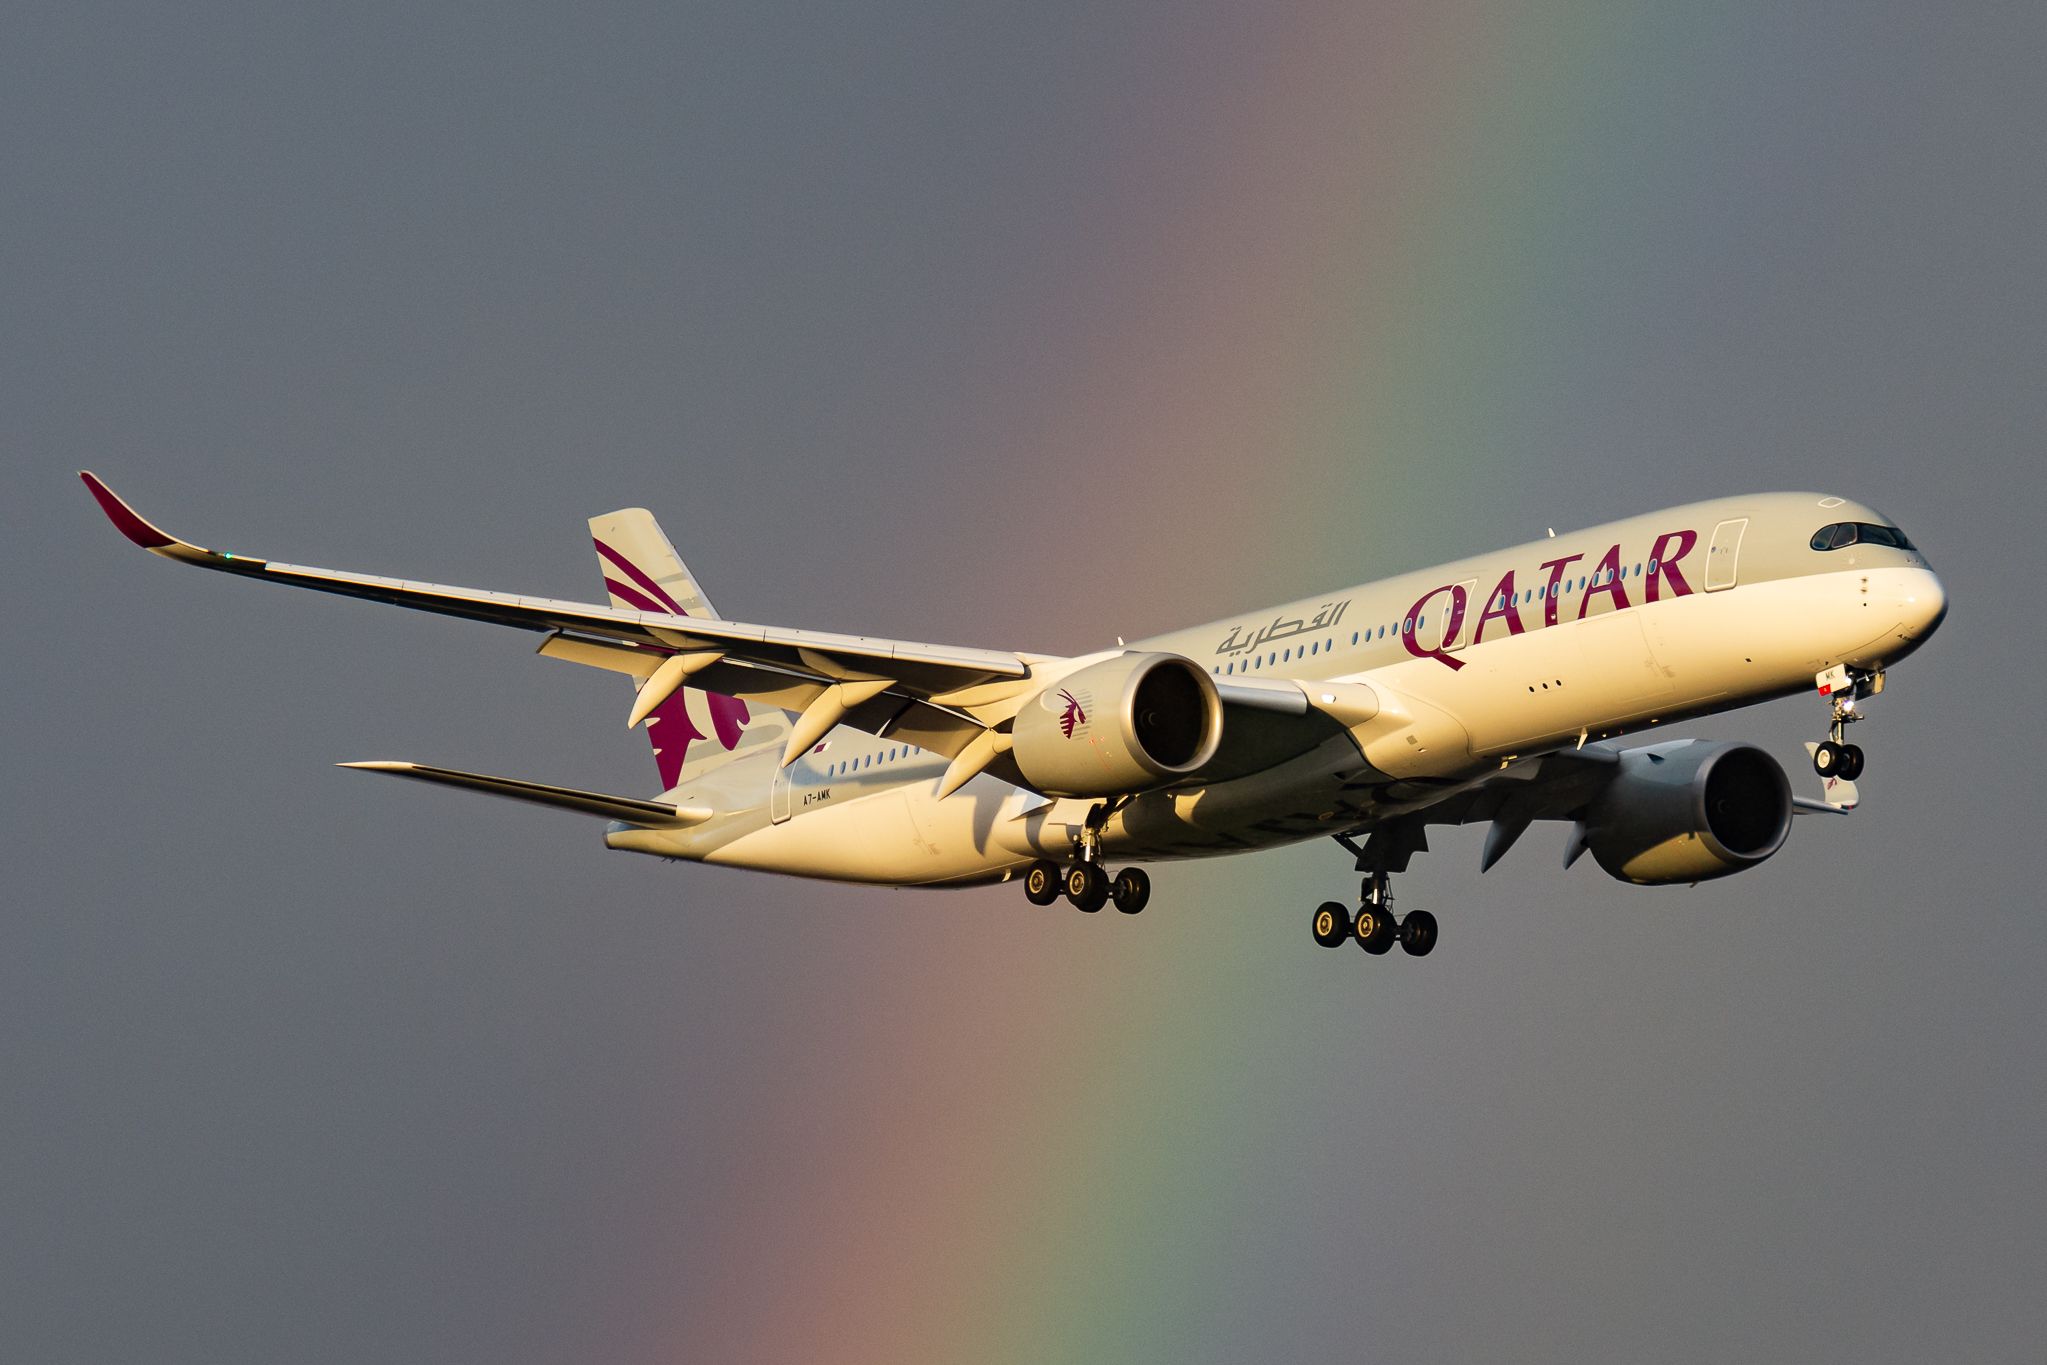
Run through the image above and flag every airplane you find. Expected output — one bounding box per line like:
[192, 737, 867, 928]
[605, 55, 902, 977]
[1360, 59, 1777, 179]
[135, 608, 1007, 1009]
[81, 474, 1946, 958]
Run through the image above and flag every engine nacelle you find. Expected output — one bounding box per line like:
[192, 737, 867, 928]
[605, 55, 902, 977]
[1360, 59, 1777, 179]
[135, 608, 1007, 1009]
[1584, 741, 1793, 885]
[1010, 652, 1223, 797]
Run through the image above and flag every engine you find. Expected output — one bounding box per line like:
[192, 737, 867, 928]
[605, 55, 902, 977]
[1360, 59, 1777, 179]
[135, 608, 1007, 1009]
[1009, 652, 1224, 797]
[1583, 741, 1793, 885]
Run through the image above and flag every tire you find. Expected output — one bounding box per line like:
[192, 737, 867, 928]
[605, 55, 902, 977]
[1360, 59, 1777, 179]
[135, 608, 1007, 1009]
[1838, 744, 1865, 781]
[1813, 741, 1841, 776]
[1023, 860, 1062, 906]
[1312, 902, 1351, 948]
[1111, 867, 1151, 915]
[1354, 906, 1396, 955]
[1399, 909, 1438, 957]
[1065, 862, 1109, 913]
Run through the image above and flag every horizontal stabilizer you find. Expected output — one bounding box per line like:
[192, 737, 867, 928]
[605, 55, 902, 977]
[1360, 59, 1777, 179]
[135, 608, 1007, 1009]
[339, 761, 713, 827]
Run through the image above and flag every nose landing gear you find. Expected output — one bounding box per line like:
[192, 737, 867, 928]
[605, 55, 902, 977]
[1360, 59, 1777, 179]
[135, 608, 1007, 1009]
[1812, 666, 1882, 781]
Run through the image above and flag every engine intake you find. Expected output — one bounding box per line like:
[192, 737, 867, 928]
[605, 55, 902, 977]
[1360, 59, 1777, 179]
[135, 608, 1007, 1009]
[1584, 741, 1793, 885]
[1009, 652, 1224, 797]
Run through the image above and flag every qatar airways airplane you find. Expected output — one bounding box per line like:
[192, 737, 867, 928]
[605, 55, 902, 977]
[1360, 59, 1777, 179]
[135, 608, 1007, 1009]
[83, 473, 1945, 959]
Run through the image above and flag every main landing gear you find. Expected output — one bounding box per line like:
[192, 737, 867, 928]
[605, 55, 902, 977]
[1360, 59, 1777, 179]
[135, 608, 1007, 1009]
[1812, 666, 1883, 782]
[1310, 875, 1436, 957]
[1021, 802, 1149, 915]
[1022, 859, 1150, 914]
[1317, 823, 1438, 960]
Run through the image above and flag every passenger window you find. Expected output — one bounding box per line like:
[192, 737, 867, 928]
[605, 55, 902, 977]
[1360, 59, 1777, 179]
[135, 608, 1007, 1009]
[1282, 648, 1291, 662]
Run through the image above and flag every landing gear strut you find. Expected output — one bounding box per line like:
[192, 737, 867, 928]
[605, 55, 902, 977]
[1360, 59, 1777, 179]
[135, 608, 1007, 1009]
[1353, 874, 1398, 954]
[1813, 666, 1881, 782]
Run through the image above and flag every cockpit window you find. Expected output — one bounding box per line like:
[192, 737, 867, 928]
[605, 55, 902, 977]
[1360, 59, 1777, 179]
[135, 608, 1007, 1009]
[1811, 522, 1916, 552]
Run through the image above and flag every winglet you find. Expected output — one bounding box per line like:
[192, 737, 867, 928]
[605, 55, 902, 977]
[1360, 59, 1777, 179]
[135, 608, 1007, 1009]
[79, 471, 265, 568]
[80, 471, 177, 548]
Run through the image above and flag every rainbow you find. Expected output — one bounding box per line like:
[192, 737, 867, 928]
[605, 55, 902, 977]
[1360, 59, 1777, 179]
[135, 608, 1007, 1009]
[628, 6, 1746, 1356]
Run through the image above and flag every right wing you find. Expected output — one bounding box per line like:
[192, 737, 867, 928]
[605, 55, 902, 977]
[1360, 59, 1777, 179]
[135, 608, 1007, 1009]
[84, 473, 1038, 762]
[84, 473, 1367, 794]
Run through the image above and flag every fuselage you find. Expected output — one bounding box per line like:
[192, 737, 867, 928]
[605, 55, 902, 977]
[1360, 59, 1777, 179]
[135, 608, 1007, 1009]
[607, 492, 1946, 886]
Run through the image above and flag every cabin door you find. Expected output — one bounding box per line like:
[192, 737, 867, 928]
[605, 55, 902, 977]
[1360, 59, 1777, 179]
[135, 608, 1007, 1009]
[1705, 518, 1748, 592]
[770, 763, 792, 823]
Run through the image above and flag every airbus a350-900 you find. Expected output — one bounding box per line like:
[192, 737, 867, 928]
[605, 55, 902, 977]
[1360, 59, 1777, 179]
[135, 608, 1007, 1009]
[83, 474, 1945, 957]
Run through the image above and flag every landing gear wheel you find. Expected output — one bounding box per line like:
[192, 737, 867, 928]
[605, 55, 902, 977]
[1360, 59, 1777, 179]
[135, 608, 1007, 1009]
[1023, 860, 1062, 906]
[1838, 744, 1865, 781]
[1312, 902, 1352, 948]
[1354, 905, 1396, 955]
[1813, 740, 1844, 776]
[1111, 867, 1151, 915]
[1398, 909, 1439, 957]
[1064, 862, 1109, 913]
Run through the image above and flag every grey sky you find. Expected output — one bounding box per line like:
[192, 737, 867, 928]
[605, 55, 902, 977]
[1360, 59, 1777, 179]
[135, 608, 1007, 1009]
[5, 4, 2044, 1362]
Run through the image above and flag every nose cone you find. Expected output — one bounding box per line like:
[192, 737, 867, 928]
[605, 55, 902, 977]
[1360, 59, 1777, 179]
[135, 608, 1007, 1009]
[1898, 568, 1948, 642]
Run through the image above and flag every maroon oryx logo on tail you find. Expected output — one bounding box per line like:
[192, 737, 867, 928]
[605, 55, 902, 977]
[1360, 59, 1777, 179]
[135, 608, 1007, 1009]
[594, 535, 750, 787]
[1058, 689, 1087, 738]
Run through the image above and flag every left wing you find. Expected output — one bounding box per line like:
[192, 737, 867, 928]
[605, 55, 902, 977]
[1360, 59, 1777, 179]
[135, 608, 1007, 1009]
[1340, 736, 1853, 876]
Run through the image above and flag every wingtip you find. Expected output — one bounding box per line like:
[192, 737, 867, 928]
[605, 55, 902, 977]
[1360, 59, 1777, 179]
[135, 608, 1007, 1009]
[80, 471, 177, 549]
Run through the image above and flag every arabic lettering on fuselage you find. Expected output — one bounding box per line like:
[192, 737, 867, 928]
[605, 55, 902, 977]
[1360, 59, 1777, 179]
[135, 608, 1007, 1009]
[1217, 599, 1351, 656]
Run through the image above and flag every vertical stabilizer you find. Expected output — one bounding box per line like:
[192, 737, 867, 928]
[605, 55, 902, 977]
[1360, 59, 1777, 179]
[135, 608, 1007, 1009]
[589, 508, 721, 619]
[589, 509, 775, 790]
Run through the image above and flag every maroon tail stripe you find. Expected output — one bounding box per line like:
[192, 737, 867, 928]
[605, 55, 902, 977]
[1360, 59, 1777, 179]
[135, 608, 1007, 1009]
[603, 578, 671, 615]
[592, 538, 687, 615]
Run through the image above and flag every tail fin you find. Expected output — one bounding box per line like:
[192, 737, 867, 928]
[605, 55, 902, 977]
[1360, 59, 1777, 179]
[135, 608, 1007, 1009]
[588, 509, 776, 791]
[589, 508, 721, 618]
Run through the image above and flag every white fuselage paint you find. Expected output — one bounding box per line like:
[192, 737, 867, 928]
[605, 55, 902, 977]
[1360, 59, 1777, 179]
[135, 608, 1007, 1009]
[607, 493, 1945, 886]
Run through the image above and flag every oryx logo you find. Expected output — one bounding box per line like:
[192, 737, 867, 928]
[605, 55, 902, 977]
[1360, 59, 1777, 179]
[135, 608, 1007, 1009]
[594, 535, 751, 787]
[1058, 689, 1087, 738]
